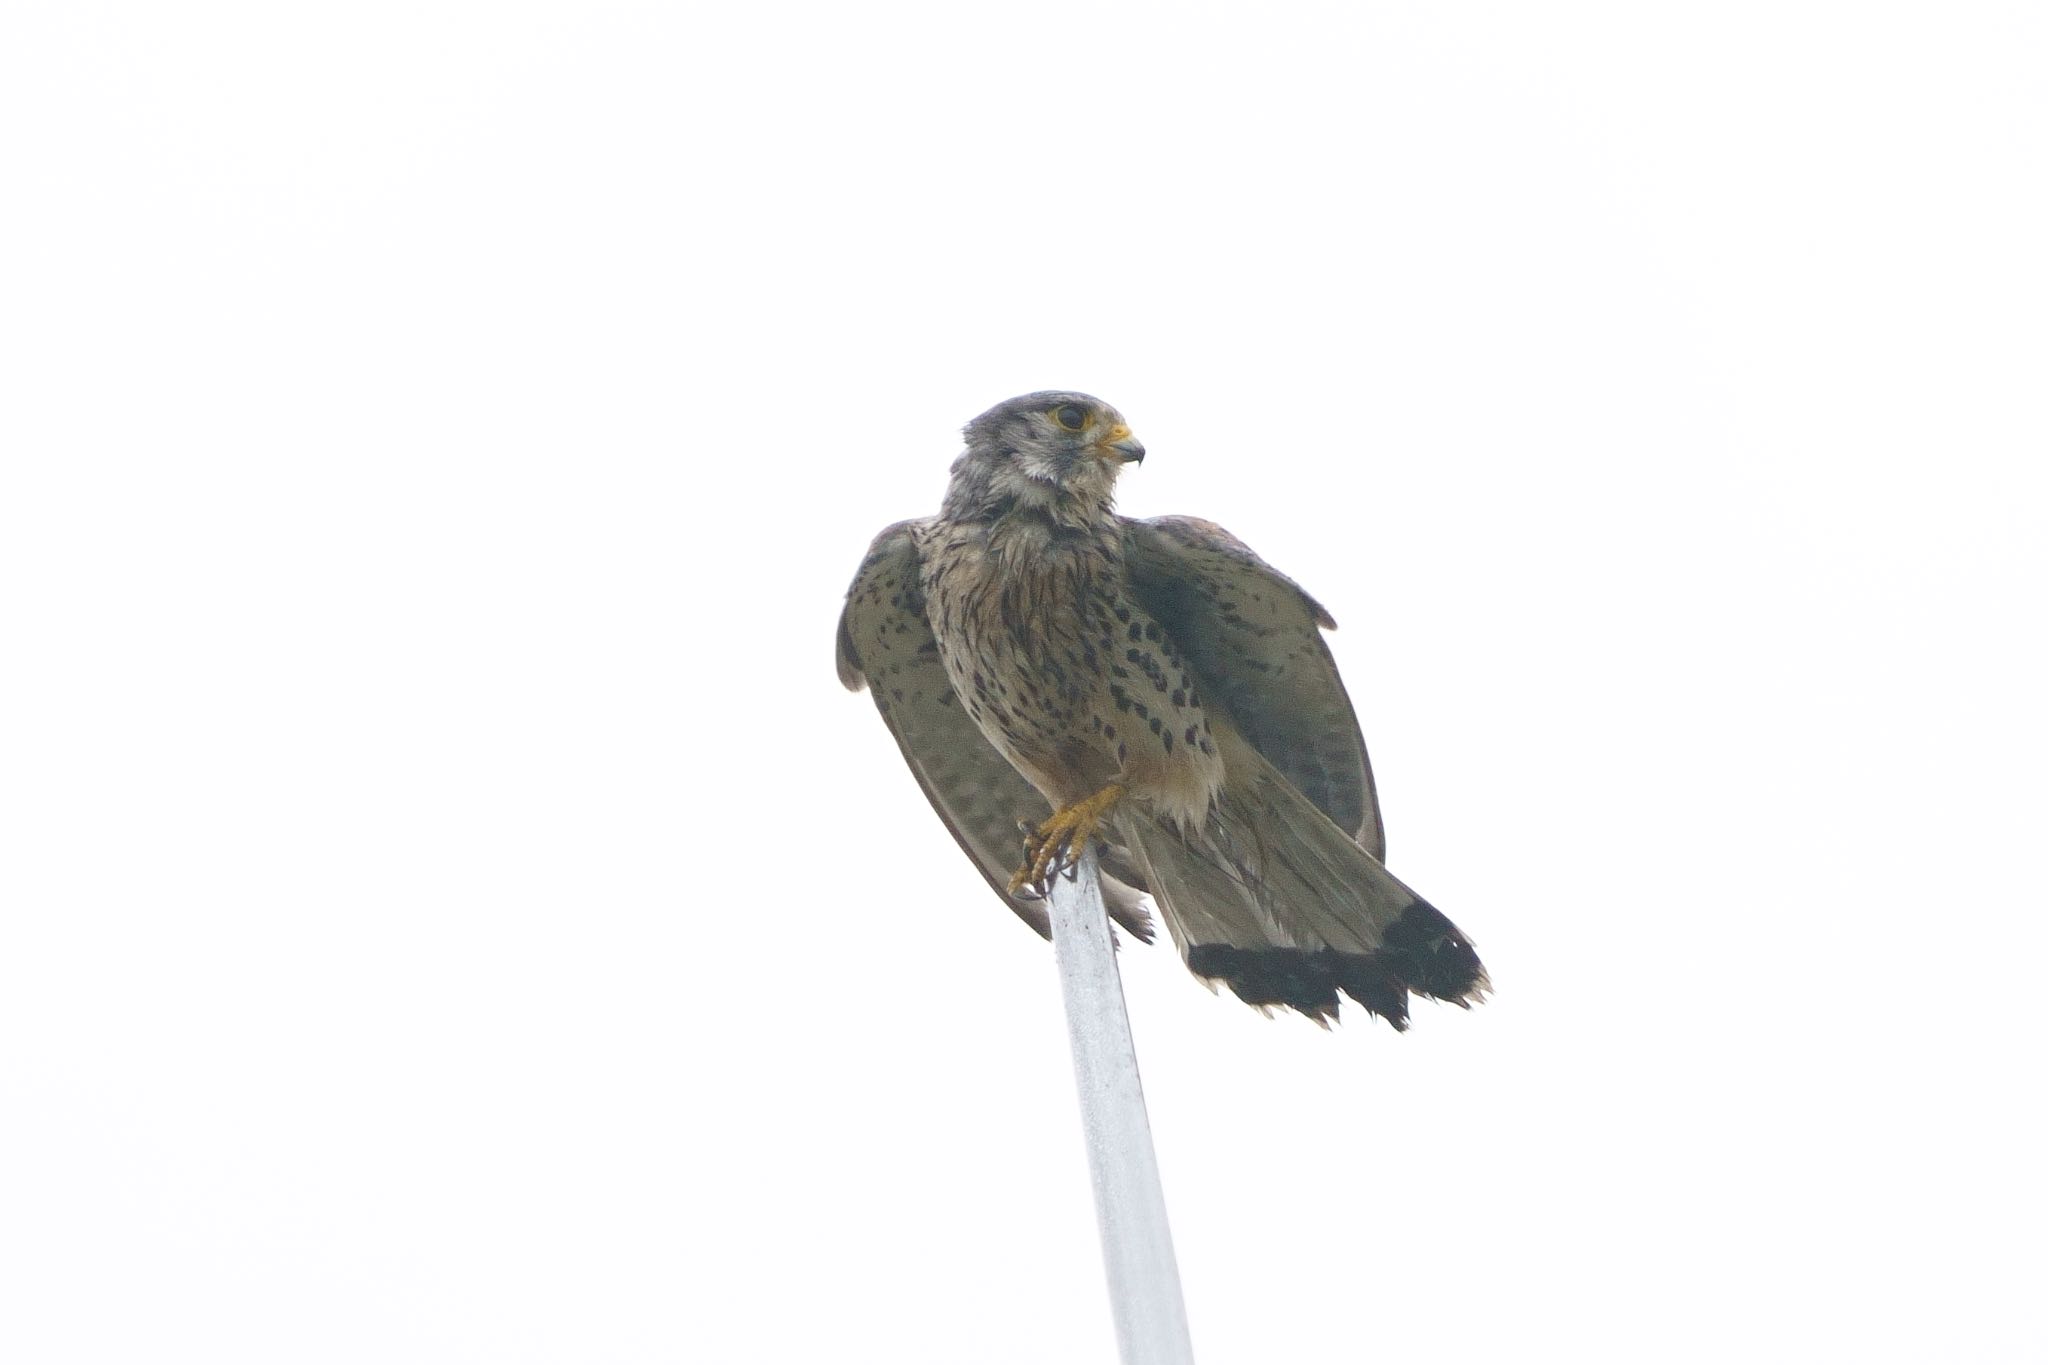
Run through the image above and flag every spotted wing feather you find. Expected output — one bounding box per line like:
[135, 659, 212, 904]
[1121, 515, 1386, 859]
[837, 521, 1154, 942]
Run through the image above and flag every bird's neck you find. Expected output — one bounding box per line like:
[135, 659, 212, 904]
[973, 497, 1124, 579]
[946, 471, 1107, 524]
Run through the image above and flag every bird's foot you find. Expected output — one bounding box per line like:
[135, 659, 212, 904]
[1008, 783, 1126, 896]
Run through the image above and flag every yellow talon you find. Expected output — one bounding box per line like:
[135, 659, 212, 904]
[1007, 783, 1127, 896]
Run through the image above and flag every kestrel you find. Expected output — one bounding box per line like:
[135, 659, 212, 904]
[836, 392, 1487, 1027]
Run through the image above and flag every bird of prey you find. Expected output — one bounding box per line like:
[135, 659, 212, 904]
[836, 392, 1487, 1027]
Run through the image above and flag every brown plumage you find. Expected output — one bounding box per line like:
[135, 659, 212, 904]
[836, 391, 1487, 1027]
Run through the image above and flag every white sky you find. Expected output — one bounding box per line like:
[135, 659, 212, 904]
[4, 3, 2043, 1361]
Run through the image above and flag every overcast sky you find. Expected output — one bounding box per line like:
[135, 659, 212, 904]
[4, 3, 2043, 1362]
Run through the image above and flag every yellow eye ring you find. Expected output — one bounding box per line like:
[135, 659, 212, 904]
[1051, 404, 1088, 431]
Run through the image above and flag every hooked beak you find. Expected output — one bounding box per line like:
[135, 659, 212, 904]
[1100, 423, 1146, 464]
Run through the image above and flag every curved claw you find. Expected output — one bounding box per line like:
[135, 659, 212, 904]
[1006, 783, 1126, 897]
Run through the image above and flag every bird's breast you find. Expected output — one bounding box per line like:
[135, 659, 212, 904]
[918, 519, 1225, 820]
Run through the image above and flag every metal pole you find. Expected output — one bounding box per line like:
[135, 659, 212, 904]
[1047, 850, 1196, 1365]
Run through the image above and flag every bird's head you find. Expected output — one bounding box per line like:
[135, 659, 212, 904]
[943, 391, 1145, 524]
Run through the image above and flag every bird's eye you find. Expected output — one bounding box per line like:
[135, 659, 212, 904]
[1052, 404, 1087, 431]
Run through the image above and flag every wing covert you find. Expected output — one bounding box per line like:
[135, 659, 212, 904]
[1121, 515, 1386, 860]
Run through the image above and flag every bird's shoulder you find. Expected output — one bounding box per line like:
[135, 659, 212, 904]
[836, 517, 938, 691]
[1119, 514, 1338, 629]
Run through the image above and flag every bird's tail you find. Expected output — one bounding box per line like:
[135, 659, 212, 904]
[1120, 733, 1488, 1028]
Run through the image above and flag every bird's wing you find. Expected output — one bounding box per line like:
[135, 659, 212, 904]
[1121, 515, 1386, 859]
[837, 520, 1155, 942]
